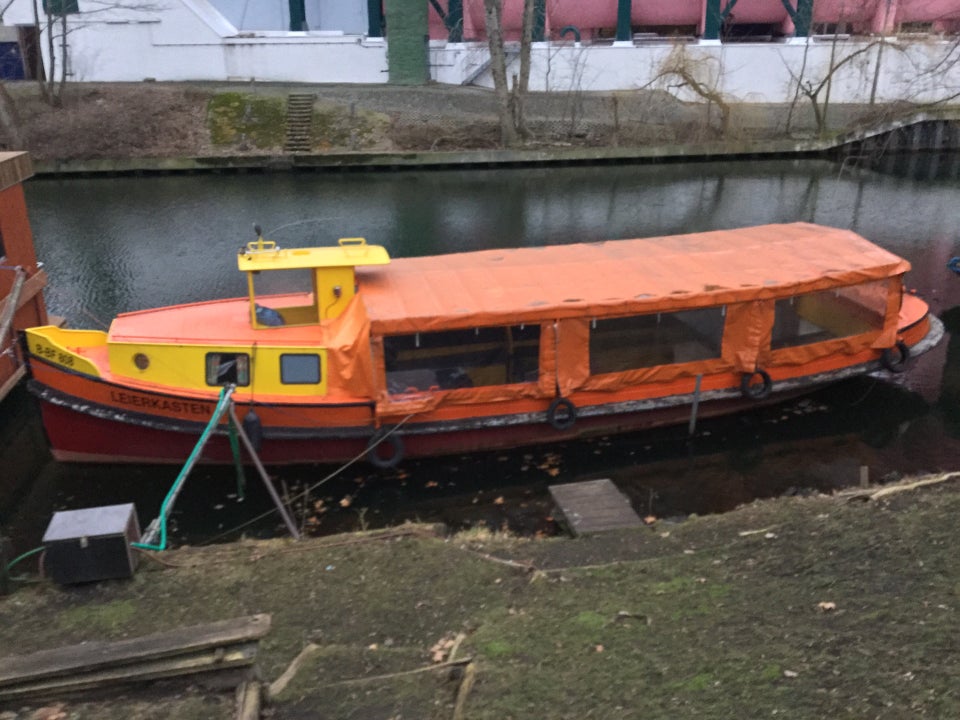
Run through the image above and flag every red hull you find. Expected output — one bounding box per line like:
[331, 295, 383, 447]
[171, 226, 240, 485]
[41, 383, 811, 466]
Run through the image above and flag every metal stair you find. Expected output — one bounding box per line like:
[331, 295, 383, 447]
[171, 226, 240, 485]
[284, 94, 315, 153]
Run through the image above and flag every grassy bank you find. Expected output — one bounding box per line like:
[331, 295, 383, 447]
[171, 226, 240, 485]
[3, 476, 960, 718]
[1, 81, 932, 169]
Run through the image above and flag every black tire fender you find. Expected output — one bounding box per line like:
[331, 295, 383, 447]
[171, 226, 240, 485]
[546, 396, 577, 431]
[366, 429, 404, 469]
[880, 341, 910, 374]
[741, 369, 772, 400]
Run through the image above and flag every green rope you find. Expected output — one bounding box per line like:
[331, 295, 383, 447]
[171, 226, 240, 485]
[228, 417, 247, 502]
[132, 386, 235, 552]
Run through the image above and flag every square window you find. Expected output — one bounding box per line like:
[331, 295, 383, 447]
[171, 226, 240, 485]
[281, 353, 321, 384]
[205, 353, 250, 387]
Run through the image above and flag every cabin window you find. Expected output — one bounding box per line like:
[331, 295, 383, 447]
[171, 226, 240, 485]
[280, 353, 321, 384]
[383, 324, 541, 393]
[590, 307, 725, 375]
[205, 352, 250, 387]
[772, 281, 888, 349]
[252, 268, 318, 326]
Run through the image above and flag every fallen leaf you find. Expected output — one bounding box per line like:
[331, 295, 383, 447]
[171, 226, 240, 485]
[817, 601, 837, 612]
[783, 669, 798, 678]
[339, 495, 352, 508]
[643, 515, 657, 525]
[493, 496, 505, 505]
[425, 480, 439, 488]
[547, 467, 560, 477]
[595, 644, 604, 653]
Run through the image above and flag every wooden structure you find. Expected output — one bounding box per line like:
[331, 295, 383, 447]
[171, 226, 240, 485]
[0, 151, 47, 403]
[549, 478, 643, 535]
[0, 613, 271, 701]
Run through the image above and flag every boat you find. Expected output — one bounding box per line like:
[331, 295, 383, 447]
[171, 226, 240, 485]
[24, 222, 942, 468]
[0, 151, 50, 405]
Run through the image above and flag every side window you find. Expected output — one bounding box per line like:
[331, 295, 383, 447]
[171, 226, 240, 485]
[205, 352, 250, 387]
[590, 307, 725, 375]
[280, 353, 321, 384]
[383, 324, 540, 394]
[772, 282, 888, 349]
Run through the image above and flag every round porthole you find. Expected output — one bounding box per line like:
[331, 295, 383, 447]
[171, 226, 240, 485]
[133, 353, 150, 370]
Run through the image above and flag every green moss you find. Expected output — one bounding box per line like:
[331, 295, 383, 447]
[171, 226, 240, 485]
[58, 598, 137, 633]
[207, 92, 286, 149]
[572, 610, 607, 630]
[481, 639, 514, 658]
[760, 663, 783, 681]
[678, 672, 716, 692]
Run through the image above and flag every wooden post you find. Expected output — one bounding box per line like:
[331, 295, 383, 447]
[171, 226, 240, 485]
[688, 374, 703, 437]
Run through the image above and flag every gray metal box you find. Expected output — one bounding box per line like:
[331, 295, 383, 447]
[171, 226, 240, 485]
[42, 503, 141, 585]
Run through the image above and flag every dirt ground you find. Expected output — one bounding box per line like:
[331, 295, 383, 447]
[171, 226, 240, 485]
[3, 475, 960, 719]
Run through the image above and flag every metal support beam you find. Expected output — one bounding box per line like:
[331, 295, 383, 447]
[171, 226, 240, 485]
[288, 0, 307, 31]
[703, 0, 739, 41]
[367, 0, 384, 37]
[447, 0, 463, 42]
[616, 0, 631, 42]
[533, 0, 546, 42]
[780, 0, 813, 37]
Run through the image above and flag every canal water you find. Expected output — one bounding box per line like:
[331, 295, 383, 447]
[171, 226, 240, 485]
[4, 155, 960, 555]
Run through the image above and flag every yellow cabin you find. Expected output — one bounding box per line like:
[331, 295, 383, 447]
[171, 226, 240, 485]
[238, 235, 390, 328]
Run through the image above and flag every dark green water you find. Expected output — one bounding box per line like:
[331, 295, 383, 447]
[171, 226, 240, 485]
[4, 156, 960, 557]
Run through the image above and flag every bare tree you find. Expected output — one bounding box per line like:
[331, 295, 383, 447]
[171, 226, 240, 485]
[482, 0, 535, 147]
[34, 0, 164, 107]
[782, 39, 896, 137]
[646, 45, 732, 138]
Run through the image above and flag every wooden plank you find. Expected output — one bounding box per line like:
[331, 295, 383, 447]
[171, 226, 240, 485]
[0, 643, 259, 701]
[0, 152, 33, 192]
[0, 613, 271, 687]
[549, 479, 643, 536]
[0, 365, 25, 405]
[236, 679, 262, 720]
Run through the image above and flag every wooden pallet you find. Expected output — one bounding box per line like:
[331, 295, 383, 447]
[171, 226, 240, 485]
[0, 614, 271, 701]
[549, 478, 643, 536]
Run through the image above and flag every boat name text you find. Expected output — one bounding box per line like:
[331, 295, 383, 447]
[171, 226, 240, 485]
[109, 390, 211, 416]
[34, 343, 74, 368]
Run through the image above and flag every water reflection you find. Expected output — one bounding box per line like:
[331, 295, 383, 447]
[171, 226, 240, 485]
[4, 156, 960, 550]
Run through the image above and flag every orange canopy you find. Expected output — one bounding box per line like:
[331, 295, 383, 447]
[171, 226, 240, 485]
[358, 223, 911, 334]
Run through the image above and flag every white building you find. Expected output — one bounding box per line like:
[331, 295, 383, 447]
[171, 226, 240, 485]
[1, 0, 960, 106]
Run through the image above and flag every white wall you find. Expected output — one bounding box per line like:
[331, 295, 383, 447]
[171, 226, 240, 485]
[464, 38, 960, 105]
[3, 0, 960, 105]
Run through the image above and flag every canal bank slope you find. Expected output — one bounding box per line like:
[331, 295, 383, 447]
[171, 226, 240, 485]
[4, 81, 942, 174]
[2, 476, 960, 718]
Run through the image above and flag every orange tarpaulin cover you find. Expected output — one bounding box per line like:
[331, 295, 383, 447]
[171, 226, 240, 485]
[358, 223, 910, 334]
[365, 223, 911, 412]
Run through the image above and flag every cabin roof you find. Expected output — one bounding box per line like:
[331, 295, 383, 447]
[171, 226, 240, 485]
[237, 238, 390, 272]
[358, 223, 911, 333]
